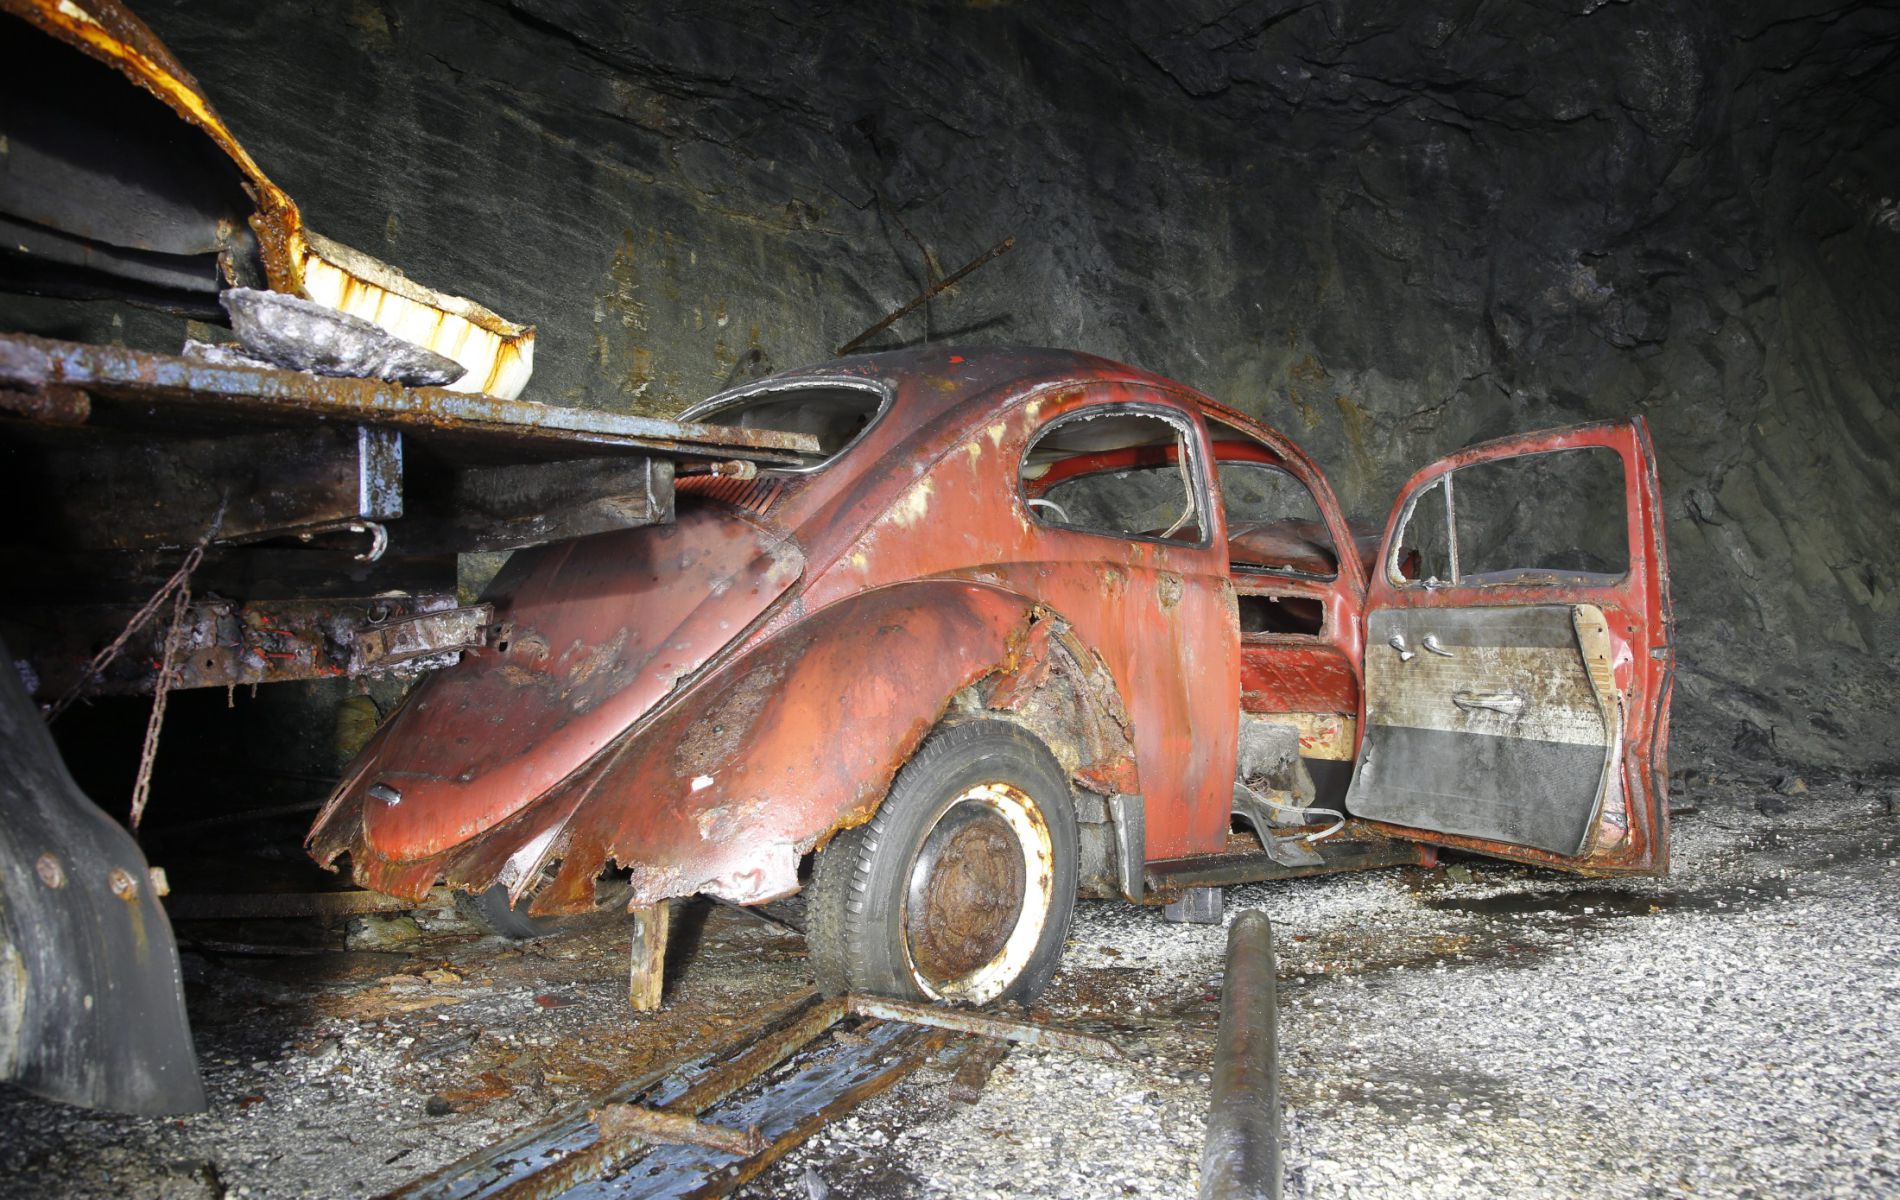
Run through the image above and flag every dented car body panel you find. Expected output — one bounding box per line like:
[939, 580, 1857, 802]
[310, 346, 1674, 915]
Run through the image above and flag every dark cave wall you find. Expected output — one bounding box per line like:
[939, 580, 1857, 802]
[14, 0, 1900, 770]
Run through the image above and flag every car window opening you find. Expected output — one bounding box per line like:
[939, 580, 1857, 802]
[1391, 445, 1628, 587]
[1236, 592, 1325, 636]
[1217, 459, 1338, 580]
[1022, 410, 1208, 546]
[680, 383, 886, 470]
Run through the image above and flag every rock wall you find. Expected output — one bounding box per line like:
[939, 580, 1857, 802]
[13, 0, 1899, 771]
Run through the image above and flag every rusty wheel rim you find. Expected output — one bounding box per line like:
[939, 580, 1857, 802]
[902, 781, 1055, 1004]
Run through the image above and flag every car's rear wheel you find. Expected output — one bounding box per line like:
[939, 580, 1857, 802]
[808, 720, 1078, 1004]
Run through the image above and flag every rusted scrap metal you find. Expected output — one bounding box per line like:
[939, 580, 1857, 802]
[593, 1104, 766, 1158]
[1200, 910, 1282, 1200]
[390, 988, 1130, 1199]
[836, 235, 1015, 355]
[25, 594, 485, 701]
[0, 383, 89, 424]
[3, 0, 536, 397]
[844, 994, 1124, 1060]
[351, 605, 492, 675]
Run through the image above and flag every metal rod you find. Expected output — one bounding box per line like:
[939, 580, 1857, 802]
[844, 994, 1124, 1060]
[836, 236, 1015, 355]
[1200, 910, 1282, 1200]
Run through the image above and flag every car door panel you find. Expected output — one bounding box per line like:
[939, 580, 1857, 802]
[1348, 604, 1613, 856]
[1347, 420, 1672, 875]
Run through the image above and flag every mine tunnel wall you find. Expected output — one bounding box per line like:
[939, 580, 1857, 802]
[6, 0, 1897, 772]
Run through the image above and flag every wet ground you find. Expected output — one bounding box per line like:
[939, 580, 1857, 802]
[2, 772, 1896, 1198]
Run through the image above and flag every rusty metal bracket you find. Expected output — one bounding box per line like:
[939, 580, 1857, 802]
[350, 604, 492, 674]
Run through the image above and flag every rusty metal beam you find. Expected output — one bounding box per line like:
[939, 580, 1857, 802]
[0, 383, 89, 424]
[844, 994, 1125, 1060]
[407, 455, 676, 553]
[1200, 910, 1282, 1200]
[0, 333, 820, 462]
[13, 593, 482, 699]
[1146, 832, 1434, 892]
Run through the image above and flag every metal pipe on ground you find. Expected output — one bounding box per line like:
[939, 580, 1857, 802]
[1200, 908, 1282, 1200]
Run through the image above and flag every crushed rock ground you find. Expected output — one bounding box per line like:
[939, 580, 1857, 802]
[2, 774, 1895, 1198]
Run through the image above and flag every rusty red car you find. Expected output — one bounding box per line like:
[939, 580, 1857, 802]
[308, 346, 1674, 1007]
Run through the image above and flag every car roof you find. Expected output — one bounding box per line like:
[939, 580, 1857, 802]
[695, 344, 1210, 431]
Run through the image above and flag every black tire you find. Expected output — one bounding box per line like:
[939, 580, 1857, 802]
[456, 884, 565, 940]
[807, 720, 1079, 1004]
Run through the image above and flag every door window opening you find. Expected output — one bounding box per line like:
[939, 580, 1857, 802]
[1389, 446, 1627, 588]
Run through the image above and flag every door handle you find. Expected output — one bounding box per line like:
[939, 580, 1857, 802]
[1387, 634, 1415, 662]
[1421, 635, 1454, 657]
[1453, 690, 1524, 716]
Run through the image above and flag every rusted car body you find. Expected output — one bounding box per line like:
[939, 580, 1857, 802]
[309, 346, 1673, 1000]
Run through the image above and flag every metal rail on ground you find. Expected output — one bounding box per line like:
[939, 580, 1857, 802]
[384, 991, 1124, 1200]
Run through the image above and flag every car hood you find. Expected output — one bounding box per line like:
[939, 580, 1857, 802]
[340, 504, 802, 864]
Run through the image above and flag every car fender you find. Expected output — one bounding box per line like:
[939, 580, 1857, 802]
[530, 579, 1085, 911]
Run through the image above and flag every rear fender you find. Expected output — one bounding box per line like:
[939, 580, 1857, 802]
[515, 581, 1068, 911]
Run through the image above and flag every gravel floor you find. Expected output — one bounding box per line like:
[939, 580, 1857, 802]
[758, 779, 1900, 1199]
[3, 776, 1895, 1198]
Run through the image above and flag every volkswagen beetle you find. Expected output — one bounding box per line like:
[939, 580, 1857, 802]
[309, 346, 1674, 1005]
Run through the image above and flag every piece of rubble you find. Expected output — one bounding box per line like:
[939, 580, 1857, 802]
[180, 338, 277, 371]
[220, 288, 467, 387]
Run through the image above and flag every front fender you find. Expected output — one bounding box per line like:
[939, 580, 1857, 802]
[537, 580, 1044, 908]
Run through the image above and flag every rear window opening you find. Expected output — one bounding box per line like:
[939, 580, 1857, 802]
[680, 381, 887, 469]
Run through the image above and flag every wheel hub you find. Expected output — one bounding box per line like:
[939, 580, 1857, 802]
[908, 807, 1027, 983]
[902, 780, 1053, 1002]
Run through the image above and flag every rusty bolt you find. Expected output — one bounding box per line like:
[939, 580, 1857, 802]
[109, 867, 139, 900]
[35, 853, 65, 889]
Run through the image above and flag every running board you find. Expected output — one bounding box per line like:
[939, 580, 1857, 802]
[1145, 832, 1435, 893]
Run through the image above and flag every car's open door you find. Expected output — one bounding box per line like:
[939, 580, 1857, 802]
[1343, 420, 1674, 874]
